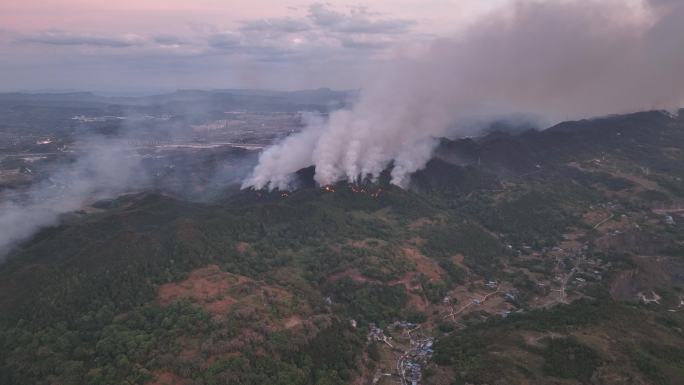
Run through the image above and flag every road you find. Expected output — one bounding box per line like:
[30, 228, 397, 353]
[443, 289, 501, 321]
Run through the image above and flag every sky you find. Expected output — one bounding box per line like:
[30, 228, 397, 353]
[0, 0, 511, 93]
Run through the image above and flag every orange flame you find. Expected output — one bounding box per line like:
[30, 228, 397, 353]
[350, 185, 367, 194]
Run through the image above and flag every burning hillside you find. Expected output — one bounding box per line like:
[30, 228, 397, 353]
[242, 0, 684, 192]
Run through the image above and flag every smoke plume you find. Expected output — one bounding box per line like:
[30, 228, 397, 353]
[0, 138, 146, 258]
[243, 0, 684, 190]
[0, 139, 259, 259]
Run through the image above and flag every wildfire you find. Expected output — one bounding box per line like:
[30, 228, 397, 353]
[370, 189, 384, 198]
[350, 185, 367, 194]
[308, 184, 387, 197]
[280, 192, 289, 198]
[349, 184, 385, 198]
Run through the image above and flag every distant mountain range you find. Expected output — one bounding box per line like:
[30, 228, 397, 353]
[0, 88, 357, 111]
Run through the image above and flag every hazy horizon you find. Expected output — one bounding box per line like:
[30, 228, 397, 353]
[0, 86, 355, 96]
[0, 0, 513, 92]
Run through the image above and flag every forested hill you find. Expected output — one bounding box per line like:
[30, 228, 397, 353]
[2, 110, 684, 385]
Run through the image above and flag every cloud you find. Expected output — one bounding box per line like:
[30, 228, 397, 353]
[240, 18, 310, 33]
[1, 3, 419, 91]
[206, 30, 307, 62]
[338, 35, 394, 50]
[11, 4, 416, 61]
[307, 3, 346, 26]
[20, 31, 143, 48]
[308, 3, 414, 34]
[152, 34, 186, 46]
[207, 32, 242, 50]
[203, 3, 416, 62]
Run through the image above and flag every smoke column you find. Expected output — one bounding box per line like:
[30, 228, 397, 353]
[243, 0, 684, 190]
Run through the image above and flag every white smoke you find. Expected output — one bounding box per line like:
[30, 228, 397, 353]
[243, 0, 684, 190]
[0, 138, 146, 258]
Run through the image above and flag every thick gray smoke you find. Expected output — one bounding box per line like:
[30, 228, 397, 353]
[243, 0, 684, 190]
[0, 138, 146, 258]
